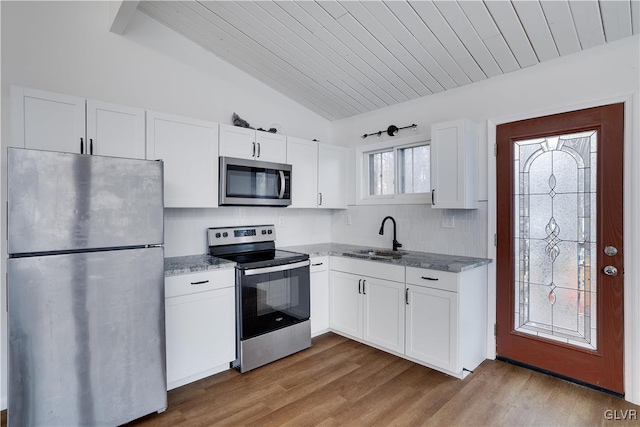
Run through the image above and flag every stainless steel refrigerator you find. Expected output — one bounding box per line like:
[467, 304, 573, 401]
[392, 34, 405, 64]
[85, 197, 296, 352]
[7, 147, 167, 426]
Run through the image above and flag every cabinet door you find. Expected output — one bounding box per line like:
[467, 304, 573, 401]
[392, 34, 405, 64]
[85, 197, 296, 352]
[405, 284, 458, 373]
[165, 286, 235, 390]
[146, 111, 219, 208]
[287, 137, 319, 208]
[362, 277, 405, 354]
[11, 86, 85, 153]
[86, 99, 145, 159]
[329, 271, 362, 338]
[255, 131, 287, 163]
[318, 144, 347, 209]
[219, 124, 256, 160]
[430, 119, 478, 209]
[310, 257, 329, 336]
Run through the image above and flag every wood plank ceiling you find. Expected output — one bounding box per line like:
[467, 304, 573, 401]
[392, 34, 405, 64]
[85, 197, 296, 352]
[138, 1, 640, 120]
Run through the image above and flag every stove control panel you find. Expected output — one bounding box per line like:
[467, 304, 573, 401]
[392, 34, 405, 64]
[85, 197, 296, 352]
[207, 225, 276, 247]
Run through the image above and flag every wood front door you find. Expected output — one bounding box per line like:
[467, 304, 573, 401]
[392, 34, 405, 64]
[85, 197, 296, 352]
[496, 103, 624, 394]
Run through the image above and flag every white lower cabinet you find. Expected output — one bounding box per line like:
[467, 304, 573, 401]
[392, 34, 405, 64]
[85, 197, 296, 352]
[405, 265, 488, 377]
[164, 269, 235, 390]
[328, 256, 487, 379]
[329, 270, 363, 338]
[362, 277, 405, 354]
[405, 284, 457, 373]
[310, 257, 330, 337]
[329, 257, 405, 354]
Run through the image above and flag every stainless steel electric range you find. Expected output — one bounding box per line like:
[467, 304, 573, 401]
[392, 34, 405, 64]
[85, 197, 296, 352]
[208, 225, 311, 373]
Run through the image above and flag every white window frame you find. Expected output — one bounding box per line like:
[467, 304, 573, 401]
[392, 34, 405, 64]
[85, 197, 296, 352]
[356, 134, 431, 205]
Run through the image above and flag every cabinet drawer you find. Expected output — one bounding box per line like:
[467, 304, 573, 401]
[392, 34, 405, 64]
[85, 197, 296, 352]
[165, 269, 235, 298]
[330, 256, 404, 283]
[310, 256, 329, 273]
[406, 267, 458, 292]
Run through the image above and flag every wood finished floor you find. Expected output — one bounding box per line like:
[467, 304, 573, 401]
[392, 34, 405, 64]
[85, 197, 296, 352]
[126, 332, 639, 426]
[2, 332, 638, 426]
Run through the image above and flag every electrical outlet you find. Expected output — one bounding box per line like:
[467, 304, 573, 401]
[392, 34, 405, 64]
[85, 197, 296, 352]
[442, 213, 455, 229]
[278, 216, 285, 227]
[346, 214, 352, 225]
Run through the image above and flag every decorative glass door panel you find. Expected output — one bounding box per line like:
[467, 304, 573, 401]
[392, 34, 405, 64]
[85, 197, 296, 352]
[496, 103, 624, 394]
[514, 131, 597, 350]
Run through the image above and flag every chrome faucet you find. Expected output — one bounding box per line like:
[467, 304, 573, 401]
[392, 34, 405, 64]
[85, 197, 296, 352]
[379, 216, 403, 252]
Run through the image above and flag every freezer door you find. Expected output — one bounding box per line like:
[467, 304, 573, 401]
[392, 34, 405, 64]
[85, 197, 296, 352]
[8, 247, 166, 426]
[8, 147, 163, 254]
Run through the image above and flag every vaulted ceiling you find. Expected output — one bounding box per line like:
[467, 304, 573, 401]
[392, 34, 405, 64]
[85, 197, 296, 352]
[138, 1, 640, 120]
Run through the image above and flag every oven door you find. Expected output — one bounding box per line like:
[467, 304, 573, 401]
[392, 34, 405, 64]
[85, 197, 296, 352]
[219, 157, 291, 206]
[238, 260, 310, 340]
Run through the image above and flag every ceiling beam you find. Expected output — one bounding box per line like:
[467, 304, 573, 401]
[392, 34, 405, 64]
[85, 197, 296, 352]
[109, 1, 140, 35]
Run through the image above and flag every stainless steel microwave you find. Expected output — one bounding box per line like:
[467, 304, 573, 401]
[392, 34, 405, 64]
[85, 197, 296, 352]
[219, 157, 292, 206]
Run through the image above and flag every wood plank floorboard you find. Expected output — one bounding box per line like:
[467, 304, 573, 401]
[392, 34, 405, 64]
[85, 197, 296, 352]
[2, 332, 638, 426]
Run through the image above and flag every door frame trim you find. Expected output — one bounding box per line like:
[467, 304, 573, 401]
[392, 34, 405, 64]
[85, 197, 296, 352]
[486, 93, 638, 405]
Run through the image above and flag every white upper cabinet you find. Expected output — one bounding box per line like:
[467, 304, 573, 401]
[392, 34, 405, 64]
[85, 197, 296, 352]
[430, 119, 478, 209]
[219, 124, 286, 163]
[218, 124, 255, 160]
[255, 131, 287, 163]
[146, 111, 219, 208]
[86, 100, 145, 159]
[318, 144, 348, 209]
[287, 137, 319, 208]
[11, 85, 144, 158]
[287, 138, 348, 209]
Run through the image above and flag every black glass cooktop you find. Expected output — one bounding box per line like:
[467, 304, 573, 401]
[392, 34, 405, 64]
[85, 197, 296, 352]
[217, 249, 309, 270]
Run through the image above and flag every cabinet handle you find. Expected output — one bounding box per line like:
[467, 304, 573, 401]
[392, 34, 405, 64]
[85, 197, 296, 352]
[311, 263, 324, 266]
[421, 276, 439, 281]
[363, 279, 366, 295]
[80, 137, 84, 154]
[405, 288, 409, 305]
[257, 142, 261, 158]
[252, 142, 256, 157]
[358, 279, 362, 294]
[89, 139, 93, 155]
[431, 189, 435, 205]
[319, 192, 323, 206]
[190, 280, 210, 285]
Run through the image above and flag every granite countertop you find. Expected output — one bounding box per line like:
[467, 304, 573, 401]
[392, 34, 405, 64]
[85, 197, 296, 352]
[164, 254, 235, 276]
[279, 243, 492, 273]
[165, 243, 492, 276]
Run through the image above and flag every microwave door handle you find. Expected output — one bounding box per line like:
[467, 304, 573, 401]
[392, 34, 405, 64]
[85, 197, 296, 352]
[278, 170, 285, 199]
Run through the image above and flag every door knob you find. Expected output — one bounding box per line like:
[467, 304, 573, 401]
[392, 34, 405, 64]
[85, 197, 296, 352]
[604, 266, 618, 276]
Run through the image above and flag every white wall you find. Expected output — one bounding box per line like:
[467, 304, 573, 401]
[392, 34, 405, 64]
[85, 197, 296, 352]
[0, 1, 332, 410]
[331, 35, 640, 404]
[165, 207, 333, 257]
[331, 203, 487, 258]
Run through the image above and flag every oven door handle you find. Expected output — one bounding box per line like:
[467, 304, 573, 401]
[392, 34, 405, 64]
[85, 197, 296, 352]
[242, 260, 310, 276]
[278, 170, 286, 199]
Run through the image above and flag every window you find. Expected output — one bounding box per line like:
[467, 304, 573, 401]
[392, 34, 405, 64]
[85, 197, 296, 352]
[398, 145, 430, 194]
[368, 150, 394, 196]
[357, 135, 431, 205]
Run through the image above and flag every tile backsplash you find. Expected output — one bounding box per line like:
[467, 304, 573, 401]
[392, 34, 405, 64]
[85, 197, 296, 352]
[331, 202, 488, 258]
[164, 207, 333, 257]
[164, 202, 488, 259]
